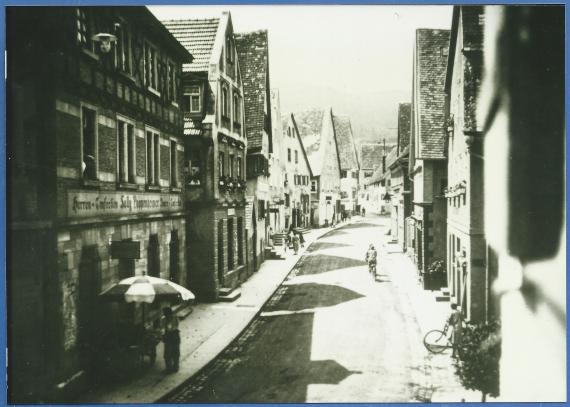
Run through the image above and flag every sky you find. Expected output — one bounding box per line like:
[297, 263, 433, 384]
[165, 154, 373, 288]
[149, 5, 453, 142]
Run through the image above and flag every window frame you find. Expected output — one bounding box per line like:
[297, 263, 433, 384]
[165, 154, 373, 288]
[144, 41, 159, 93]
[116, 115, 136, 185]
[116, 22, 133, 75]
[184, 84, 202, 114]
[145, 126, 161, 186]
[81, 103, 99, 181]
[219, 151, 225, 177]
[170, 139, 178, 187]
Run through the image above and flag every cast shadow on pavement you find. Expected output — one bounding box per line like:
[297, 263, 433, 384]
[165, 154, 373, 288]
[160, 312, 361, 403]
[296, 253, 367, 276]
[263, 282, 365, 312]
[305, 241, 351, 253]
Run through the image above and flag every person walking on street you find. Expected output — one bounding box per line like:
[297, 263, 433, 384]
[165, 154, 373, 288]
[447, 303, 463, 358]
[292, 233, 300, 255]
[365, 244, 378, 278]
[162, 306, 180, 373]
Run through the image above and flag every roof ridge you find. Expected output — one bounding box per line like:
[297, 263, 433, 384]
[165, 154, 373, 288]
[162, 17, 220, 23]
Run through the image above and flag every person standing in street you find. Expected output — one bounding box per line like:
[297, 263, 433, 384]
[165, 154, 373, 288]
[162, 306, 180, 373]
[292, 232, 300, 255]
[447, 303, 463, 358]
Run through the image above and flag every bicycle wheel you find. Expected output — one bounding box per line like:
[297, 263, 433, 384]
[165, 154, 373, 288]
[423, 330, 449, 354]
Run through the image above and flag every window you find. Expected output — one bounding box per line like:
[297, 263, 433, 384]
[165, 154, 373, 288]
[258, 199, 266, 219]
[116, 24, 132, 74]
[76, 8, 95, 52]
[221, 86, 229, 118]
[148, 234, 160, 277]
[295, 150, 298, 164]
[188, 146, 202, 184]
[219, 151, 225, 176]
[287, 148, 291, 162]
[146, 130, 160, 186]
[364, 171, 373, 178]
[226, 36, 234, 63]
[285, 194, 290, 207]
[170, 140, 178, 187]
[229, 154, 234, 178]
[311, 180, 317, 192]
[233, 94, 240, 123]
[236, 156, 242, 179]
[117, 118, 135, 184]
[144, 42, 158, 91]
[183, 85, 201, 114]
[227, 218, 234, 270]
[217, 220, 224, 282]
[341, 170, 347, 178]
[82, 107, 97, 180]
[167, 62, 177, 102]
[237, 217, 244, 265]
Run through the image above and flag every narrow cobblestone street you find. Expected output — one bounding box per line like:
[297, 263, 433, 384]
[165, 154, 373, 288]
[160, 216, 438, 402]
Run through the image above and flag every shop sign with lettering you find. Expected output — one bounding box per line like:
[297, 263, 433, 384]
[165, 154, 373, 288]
[67, 190, 183, 219]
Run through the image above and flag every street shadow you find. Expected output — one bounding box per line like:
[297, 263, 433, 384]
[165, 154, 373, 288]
[263, 282, 364, 312]
[160, 312, 360, 403]
[306, 241, 350, 253]
[296, 253, 367, 276]
[338, 222, 381, 230]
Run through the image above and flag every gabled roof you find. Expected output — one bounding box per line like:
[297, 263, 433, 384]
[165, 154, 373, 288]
[333, 115, 359, 171]
[366, 146, 397, 185]
[397, 103, 411, 154]
[360, 143, 384, 170]
[162, 18, 220, 73]
[283, 113, 314, 177]
[415, 28, 450, 159]
[293, 108, 325, 175]
[235, 30, 270, 153]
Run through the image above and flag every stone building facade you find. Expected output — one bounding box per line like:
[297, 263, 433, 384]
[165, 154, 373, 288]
[409, 28, 450, 273]
[334, 115, 360, 217]
[444, 6, 487, 321]
[235, 30, 272, 272]
[7, 7, 191, 402]
[163, 12, 248, 301]
[295, 108, 342, 227]
[282, 113, 313, 228]
[388, 103, 411, 250]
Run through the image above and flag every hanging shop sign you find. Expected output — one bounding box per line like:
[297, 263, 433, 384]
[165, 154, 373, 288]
[67, 190, 183, 219]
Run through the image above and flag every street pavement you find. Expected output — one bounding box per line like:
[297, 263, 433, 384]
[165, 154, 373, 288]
[159, 215, 476, 403]
[81, 214, 481, 403]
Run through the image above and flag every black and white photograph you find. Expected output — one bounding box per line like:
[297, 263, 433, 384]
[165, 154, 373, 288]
[6, 4, 565, 404]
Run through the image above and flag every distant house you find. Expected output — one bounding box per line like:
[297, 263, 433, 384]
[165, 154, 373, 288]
[388, 103, 412, 250]
[358, 143, 384, 213]
[333, 115, 360, 216]
[235, 29, 272, 272]
[295, 108, 341, 227]
[282, 113, 313, 229]
[444, 6, 487, 321]
[409, 28, 450, 273]
[366, 146, 396, 215]
[164, 12, 248, 301]
[268, 89, 286, 232]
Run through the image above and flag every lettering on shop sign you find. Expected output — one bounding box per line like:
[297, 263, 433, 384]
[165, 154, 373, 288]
[67, 190, 183, 219]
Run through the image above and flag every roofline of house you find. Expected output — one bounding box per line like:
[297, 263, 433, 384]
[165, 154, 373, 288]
[143, 8, 193, 63]
[444, 6, 461, 94]
[291, 113, 314, 178]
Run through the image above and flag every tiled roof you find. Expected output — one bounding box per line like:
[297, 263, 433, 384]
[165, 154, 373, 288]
[367, 146, 396, 185]
[397, 103, 411, 154]
[162, 18, 220, 73]
[360, 143, 384, 170]
[235, 30, 269, 152]
[333, 115, 359, 170]
[415, 29, 450, 159]
[385, 145, 398, 171]
[293, 109, 325, 175]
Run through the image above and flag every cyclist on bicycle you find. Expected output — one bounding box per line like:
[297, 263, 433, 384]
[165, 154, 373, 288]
[365, 244, 378, 277]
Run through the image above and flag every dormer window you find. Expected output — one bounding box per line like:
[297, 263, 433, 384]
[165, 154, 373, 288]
[183, 85, 201, 114]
